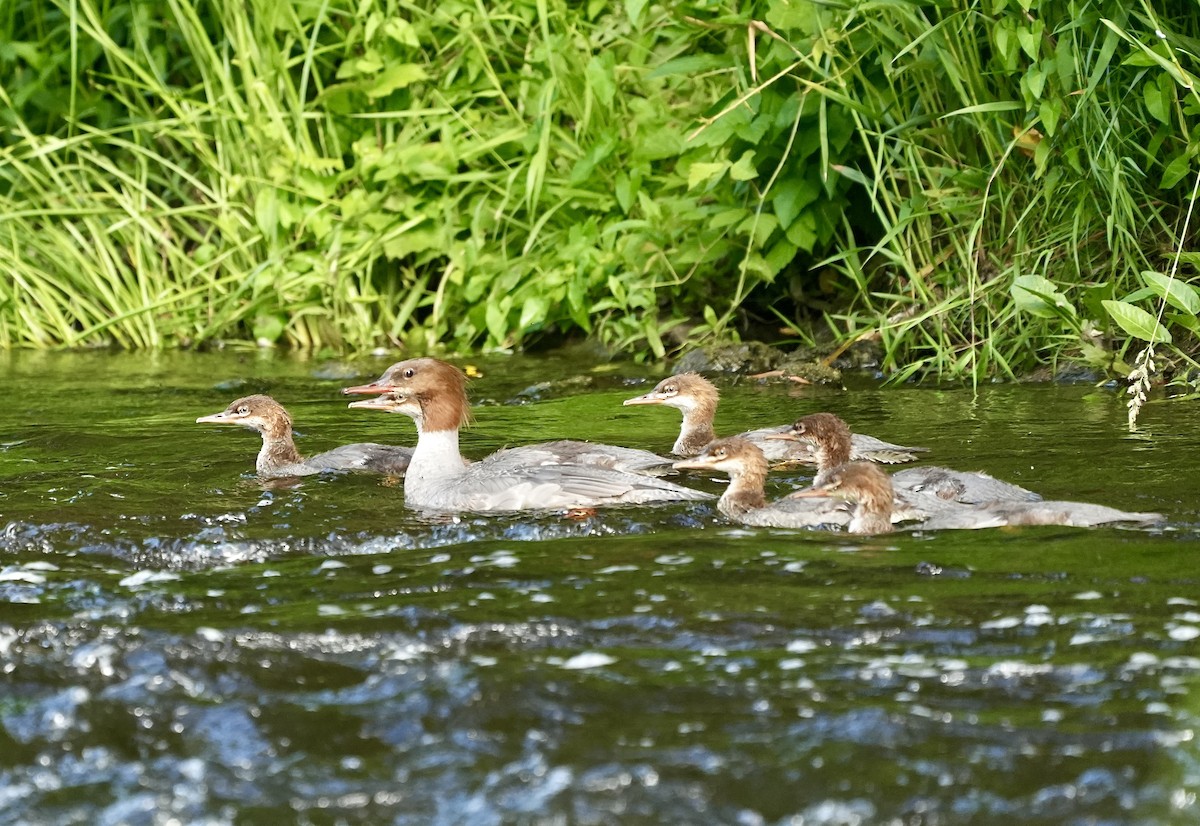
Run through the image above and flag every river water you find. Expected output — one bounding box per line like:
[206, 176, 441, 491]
[0, 349, 1196, 825]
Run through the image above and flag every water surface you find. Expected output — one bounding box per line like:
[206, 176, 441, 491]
[0, 350, 1197, 824]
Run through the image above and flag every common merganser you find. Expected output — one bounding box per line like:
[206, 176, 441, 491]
[622, 373, 926, 464]
[773, 412, 1040, 503]
[195, 394, 411, 479]
[673, 437, 936, 529]
[343, 358, 711, 511]
[798, 462, 1165, 532]
[343, 362, 671, 475]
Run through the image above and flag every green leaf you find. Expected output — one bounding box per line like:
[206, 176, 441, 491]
[763, 239, 798, 278]
[366, 64, 428, 99]
[1102, 300, 1171, 343]
[586, 54, 616, 107]
[1160, 151, 1193, 190]
[772, 175, 820, 229]
[624, 0, 647, 26]
[1016, 26, 1040, 60]
[1143, 77, 1170, 124]
[729, 151, 758, 181]
[253, 312, 285, 343]
[647, 54, 732, 79]
[1011, 275, 1074, 319]
[687, 161, 729, 189]
[383, 19, 420, 47]
[1141, 271, 1200, 315]
[519, 295, 549, 331]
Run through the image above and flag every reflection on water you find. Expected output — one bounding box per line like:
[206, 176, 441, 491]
[0, 350, 1197, 824]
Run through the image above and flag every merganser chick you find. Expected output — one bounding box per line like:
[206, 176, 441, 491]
[343, 362, 671, 475]
[791, 462, 900, 534]
[196, 394, 411, 479]
[343, 358, 711, 512]
[799, 462, 1165, 532]
[774, 412, 1040, 503]
[672, 437, 930, 529]
[622, 373, 926, 464]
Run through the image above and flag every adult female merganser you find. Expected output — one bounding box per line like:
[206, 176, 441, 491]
[798, 462, 1165, 532]
[344, 361, 671, 475]
[622, 373, 926, 464]
[343, 358, 711, 512]
[673, 437, 936, 529]
[773, 412, 1040, 502]
[195, 394, 411, 479]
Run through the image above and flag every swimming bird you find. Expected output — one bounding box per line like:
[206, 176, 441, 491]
[623, 373, 926, 464]
[672, 436, 932, 529]
[796, 462, 1165, 533]
[344, 362, 672, 475]
[343, 358, 711, 512]
[196, 394, 411, 479]
[772, 412, 1040, 503]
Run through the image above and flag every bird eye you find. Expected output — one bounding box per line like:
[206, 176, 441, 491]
[403, 368, 415, 379]
[715, 449, 725, 458]
[664, 385, 676, 394]
[796, 424, 807, 434]
[237, 406, 248, 414]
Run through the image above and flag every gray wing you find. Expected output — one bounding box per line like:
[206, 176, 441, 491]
[892, 466, 1040, 504]
[978, 500, 1163, 528]
[490, 440, 673, 475]
[737, 496, 852, 528]
[849, 433, 928, 464]
[457, 458, 712, 510]
[306, 443, 412, 474]
[742, 426, 818, 464]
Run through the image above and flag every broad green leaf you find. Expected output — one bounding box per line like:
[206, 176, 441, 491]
[1011, 275, 1074, 319]
[624, 0, 647, 26]
[253, 313, 285, 344]
[383, 19, 420, 47]
[1141, 271, 1200, 315]
[519, 295, 548, 331]
[1102, 300, 1171, 343]
[586, 54, 616, 107]
[729, 152, 758, 181]
[763, 239, 798, 278]
[772, 175, 820, 229]
[687, 161, 729, 189]
[1016, 25, 1040, 60]
[366, 64, 428, 99]
[1160, 151, 1193, 190]
[1143, 77, 1170, 124]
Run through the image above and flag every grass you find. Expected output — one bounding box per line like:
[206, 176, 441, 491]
[0, 0, 1197, 384]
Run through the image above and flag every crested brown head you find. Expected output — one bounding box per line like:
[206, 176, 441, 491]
[624, 372, 719, 413]
[817, 462, 893, 505]
[196, 394, 292, 436]
[789, 413, 853, 465]
[377, 357, 472, 431]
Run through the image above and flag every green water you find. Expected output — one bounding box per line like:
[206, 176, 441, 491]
[0, 349, 1197, 824]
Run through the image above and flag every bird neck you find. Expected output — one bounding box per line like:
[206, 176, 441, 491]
[718, 463, 768, 516]
[676, 404, 717, 456]
[257, 431, 303, 474]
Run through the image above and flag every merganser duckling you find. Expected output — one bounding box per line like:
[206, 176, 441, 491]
[343, 362, 671, 475]
[774, 412, 1040, 503]
[798, 462, 1165, 532]
[672, 437, 932, 529]
[622, 373, 926, 464]
[196, 394, 411, 479]
[343, 358, 711, 512]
